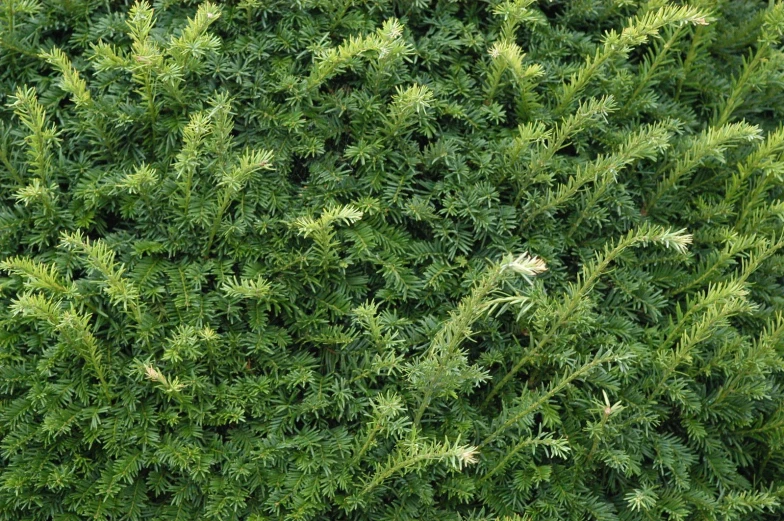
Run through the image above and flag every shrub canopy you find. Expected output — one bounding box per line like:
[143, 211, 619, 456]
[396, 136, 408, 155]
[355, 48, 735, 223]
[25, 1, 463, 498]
[1, 0, 784, 520]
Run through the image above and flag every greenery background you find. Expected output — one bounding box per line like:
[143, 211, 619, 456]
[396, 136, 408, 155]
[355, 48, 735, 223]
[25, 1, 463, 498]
[1, 0, 784, 519]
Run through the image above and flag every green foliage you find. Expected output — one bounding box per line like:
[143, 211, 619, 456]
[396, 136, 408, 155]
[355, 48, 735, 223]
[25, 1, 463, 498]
[1, 0, 784, 520]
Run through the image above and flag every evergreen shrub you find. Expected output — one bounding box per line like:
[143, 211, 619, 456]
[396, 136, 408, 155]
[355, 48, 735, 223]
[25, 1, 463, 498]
[2, 0, 784, 519]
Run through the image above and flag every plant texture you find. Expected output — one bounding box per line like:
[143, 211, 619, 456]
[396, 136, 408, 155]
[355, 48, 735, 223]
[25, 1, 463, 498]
[1, 0, 784, 520]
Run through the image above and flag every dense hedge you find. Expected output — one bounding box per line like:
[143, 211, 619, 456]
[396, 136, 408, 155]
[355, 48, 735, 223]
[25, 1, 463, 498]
[2, 0, 784, 519]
